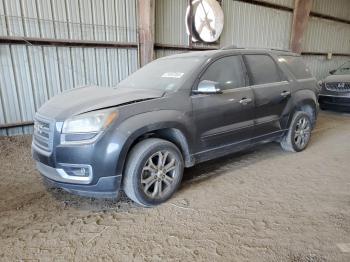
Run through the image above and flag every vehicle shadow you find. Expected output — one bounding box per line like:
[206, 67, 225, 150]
[47, 142, 283, 211]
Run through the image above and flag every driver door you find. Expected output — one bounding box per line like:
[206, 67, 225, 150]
[191, 55, 255, 159]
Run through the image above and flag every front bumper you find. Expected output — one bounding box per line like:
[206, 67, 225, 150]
[41, 168, 122, 198]
[32, 113, 129, 198]
[36, 161, 121, 198]
[318, 94, 350, 111]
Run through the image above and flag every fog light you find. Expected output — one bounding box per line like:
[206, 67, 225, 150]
[63, 166, 91, 177]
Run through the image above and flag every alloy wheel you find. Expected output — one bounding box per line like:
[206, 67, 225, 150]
[294, 116, 311, 149]
[141, 150, 178, 198]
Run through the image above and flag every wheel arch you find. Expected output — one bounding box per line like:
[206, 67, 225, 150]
[289, 90, 318, 128]
[113, 111, 195, 181]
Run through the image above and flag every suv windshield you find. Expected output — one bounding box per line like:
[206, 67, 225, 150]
[333, 61, 350, 75]
[117, 57, 204, 91]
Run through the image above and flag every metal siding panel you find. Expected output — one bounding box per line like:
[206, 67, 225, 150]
[66, 0, 82, 40]
[43, 46, 62, 98]
[115, 0, 127, 42]
[11, 45, 36, 122]
[57, 47, 74, 91]
[3, 0, 24, 36]
[71, 47, 87, 87]
[303, 55, 350, 80]
[117, 49, 129, 81]
[92, 0, 105, 42]
[36, 0, 55, 38]
[221, 1, 292, 49]
[155, 49, 187, 59]
[0, 93, 6, 131]
[311, 0, 350, 21]
[125, 0, 137, 43]
[20, 0, 40, 38]
[4, 127, 23, 135]
[23, 125, 33, 134]
[104, 0, 117, 42]
[27, 45, 48, 109]
[107, 48, 120, 85]
[155, 0, 188, 46]
[80, 0, 94, 41]
[0, 0, 7, 36]
[0, 45, 21, 133]
[51, 0, 69, 39]
[96, 48, 109, 86]
[127, 48, 138, 74]
[302, 17, 350, 53]
[83, 48, 98, 85]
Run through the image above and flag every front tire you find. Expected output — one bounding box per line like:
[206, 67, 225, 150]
[123, 138, 184, 207]
[281, 111, 312, 152]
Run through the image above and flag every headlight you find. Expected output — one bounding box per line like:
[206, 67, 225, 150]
[62, 109, 118, 134]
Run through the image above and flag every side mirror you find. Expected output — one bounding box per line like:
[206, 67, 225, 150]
[193, 80, 222, 94]
[329, 69, 336, 75]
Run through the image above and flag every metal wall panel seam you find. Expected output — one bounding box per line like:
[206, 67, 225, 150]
[25, 45, 38, 111]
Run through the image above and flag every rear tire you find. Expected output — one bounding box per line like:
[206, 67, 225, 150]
[281, 111, 312, 152]
[123, 138, 184, 207]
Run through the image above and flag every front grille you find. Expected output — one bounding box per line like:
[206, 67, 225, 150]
[325, 82, 350, 92]
[33, 115, 54, 154]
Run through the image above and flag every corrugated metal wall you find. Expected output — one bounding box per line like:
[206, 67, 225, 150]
[302, 17, 350, 54]
[155, 0, 189, 46]
[1, 0, 137, 42]
[220, 0, 292, 49]
[155, 49, 187, 59]
[0, 0, 138, 135]
[311, 0, 350, 21]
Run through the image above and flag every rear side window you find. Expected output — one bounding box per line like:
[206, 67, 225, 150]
[200, 56, 245, 90]
[279, 56, 312, 79]
[244, 54, 284, 85]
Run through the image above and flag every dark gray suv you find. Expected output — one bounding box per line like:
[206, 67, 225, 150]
[32, 48, 319, 207]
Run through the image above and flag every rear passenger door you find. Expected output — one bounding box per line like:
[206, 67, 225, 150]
[243, 54, 291, 139]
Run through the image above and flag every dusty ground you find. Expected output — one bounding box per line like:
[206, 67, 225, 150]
[0, 111, 349, 261]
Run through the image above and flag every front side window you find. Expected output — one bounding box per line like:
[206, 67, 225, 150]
[333, 61, 350, 75]
[199, 56, 245, 90]
[244, 54, 284, 85]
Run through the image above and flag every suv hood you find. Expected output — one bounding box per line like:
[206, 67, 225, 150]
[37, 86, 165, 120]
[324, 74, 350, 82]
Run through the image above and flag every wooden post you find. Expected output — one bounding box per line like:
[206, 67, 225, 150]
[138, 0, 155, 67]
[290, 0, 313, 53]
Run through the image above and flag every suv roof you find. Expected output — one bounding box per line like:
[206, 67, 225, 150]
[163, 47, 300, 60]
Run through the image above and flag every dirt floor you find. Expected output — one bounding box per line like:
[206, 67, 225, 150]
[0, 111, 350, 262]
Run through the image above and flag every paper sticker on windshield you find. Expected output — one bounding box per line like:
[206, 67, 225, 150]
[161, 72, 184, 78]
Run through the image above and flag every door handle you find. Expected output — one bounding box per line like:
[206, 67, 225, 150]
[281, 91, 291, 97]
[239, 97, 252, 105]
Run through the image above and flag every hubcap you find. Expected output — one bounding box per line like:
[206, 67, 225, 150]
[141, 150, 178, 198]
[294, 116, 311, 149]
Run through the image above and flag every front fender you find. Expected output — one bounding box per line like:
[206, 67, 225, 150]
[112, 110, 195, 176]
